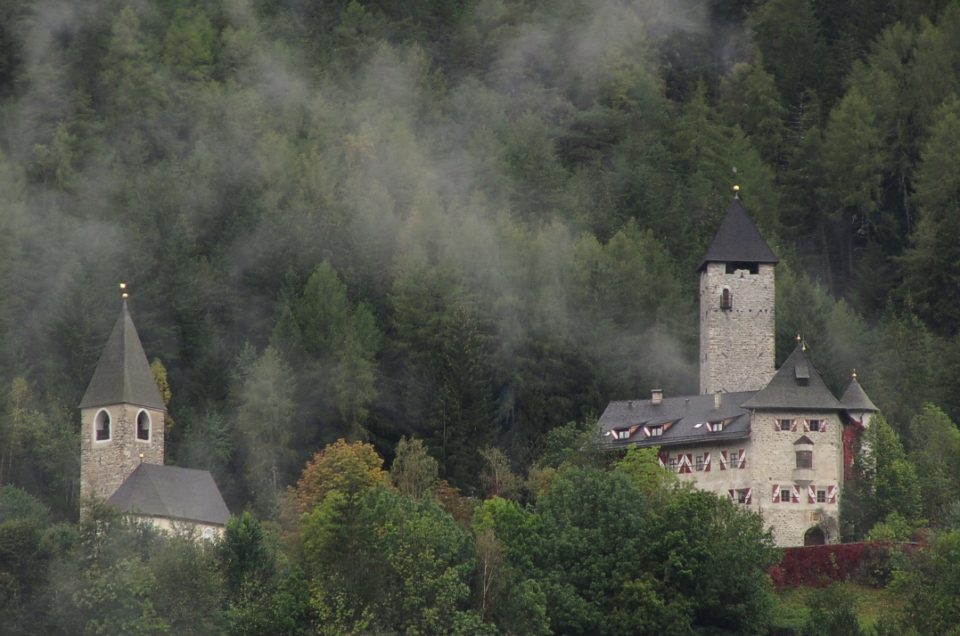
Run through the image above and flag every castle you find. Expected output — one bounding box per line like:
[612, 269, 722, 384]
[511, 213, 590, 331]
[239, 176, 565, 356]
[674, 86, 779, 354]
[79, 296, 229, 537]
[597, 195, 877, 547]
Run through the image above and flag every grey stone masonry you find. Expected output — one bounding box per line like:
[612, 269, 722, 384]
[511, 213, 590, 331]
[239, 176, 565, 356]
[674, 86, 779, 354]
[80, 404, 164, 504]
[748, 411, 844, 546]
[700, 262, 775, 395]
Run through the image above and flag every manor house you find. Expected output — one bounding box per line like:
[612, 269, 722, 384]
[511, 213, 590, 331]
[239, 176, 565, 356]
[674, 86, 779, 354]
[597, 194, 877, 547]
[79, 297, 230, 537]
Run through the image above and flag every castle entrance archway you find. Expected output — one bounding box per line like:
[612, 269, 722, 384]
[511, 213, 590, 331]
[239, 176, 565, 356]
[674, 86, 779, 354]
[803, 526, 826, 546]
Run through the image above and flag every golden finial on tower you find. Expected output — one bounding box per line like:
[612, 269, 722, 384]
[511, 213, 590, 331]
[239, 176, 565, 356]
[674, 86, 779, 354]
[732, 184, 740, 199]
[120, 282, 129, 300]
[852, 368, 858, 380]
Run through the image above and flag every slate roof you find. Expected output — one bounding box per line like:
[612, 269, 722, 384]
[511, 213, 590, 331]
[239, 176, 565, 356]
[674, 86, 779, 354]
[698, 198, 779, 271]
[106, 464, 230, 526]
[839, 377, 878, 412]
[741, 345, 842, 411]
[598, 391, 755, 449]
[79, 301, 165, 410]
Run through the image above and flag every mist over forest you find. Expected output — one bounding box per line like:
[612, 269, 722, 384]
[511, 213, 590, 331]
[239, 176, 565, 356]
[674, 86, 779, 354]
[3, 0, 960, 633]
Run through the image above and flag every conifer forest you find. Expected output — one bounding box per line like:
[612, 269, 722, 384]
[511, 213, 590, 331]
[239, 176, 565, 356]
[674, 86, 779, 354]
[3, 0, 960, 633]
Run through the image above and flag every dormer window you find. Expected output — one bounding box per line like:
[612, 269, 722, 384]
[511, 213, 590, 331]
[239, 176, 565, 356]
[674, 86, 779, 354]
[614, 429, 631, 440]
[136, 410, 151, 441]
[95, 409, 111, 441]
[720, 288, 732, 310]
[707, 420, 724, 432]
[646, 425, 663, 437]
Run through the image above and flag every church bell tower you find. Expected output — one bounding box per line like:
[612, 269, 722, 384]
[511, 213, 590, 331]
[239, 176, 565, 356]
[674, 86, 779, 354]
[79, 292, 166, 503]
[699, 192, 779, 395]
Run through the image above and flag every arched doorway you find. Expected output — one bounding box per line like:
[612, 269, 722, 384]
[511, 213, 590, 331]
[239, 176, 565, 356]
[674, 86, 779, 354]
[804, 526, 826, 546]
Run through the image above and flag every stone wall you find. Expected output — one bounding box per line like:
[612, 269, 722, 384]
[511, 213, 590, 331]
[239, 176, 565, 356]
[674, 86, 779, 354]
[699, 262, 775, 395]
[80, 403, 165, 504]
[749, 411, 844, 546]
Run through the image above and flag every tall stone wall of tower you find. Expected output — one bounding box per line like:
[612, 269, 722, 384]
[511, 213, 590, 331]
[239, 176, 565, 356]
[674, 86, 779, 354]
[80, 404, 165, 504]
[699, 262, 776, 395]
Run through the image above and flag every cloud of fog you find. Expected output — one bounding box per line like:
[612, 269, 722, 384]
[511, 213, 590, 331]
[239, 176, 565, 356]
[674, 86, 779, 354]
[0, 0, 732, 414]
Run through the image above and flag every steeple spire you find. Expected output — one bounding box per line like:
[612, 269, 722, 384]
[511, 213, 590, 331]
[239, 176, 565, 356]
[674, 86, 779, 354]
[79, 300, 165, 411]
[697, 197, 779, 271]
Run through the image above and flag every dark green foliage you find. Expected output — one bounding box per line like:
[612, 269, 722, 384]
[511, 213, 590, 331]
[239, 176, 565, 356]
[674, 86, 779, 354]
[2, 0, 960, 629]
[302, 485, 490, 634]
[883, 529, 960, 633]
[800, 584, 867, 636]
[489, 466, 777, 635]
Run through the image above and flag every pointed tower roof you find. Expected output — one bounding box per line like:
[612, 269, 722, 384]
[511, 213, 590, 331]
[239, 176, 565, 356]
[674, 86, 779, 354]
[741, 344, 841, 410]
[79, 301, 165, 410]
[839, 374, 878, 412]
[698, 197, 779, 271]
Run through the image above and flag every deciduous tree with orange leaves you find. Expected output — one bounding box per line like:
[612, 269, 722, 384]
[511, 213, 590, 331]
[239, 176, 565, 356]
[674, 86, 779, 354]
[292, 439, 387, 514]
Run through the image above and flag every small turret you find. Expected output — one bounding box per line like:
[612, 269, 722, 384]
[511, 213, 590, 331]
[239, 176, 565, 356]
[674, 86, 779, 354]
[839, 370, 878, 430]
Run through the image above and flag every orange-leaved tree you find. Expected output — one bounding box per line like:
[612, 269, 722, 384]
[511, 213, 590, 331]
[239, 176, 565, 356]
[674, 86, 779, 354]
[293, 438, 387, 514]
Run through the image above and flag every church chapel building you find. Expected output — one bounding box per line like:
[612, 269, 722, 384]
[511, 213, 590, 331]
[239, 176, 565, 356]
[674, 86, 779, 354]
[597, 196, 877, 547]
[79, 297, 230, 537]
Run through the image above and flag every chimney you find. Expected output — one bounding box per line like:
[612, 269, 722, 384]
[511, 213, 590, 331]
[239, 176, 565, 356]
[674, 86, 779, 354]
[714, 390, 722, 410]
[651, 388, 663, 405]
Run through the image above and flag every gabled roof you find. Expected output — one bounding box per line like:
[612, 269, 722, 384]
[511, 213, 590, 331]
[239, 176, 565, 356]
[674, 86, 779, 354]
[741, 345, 841, 411]
[106, 464, 230, 526]
[839, 376, 878, 412]
[598, 391, 755, 449]
[698, 198, 779, 271]
[79, 301, 165, 410]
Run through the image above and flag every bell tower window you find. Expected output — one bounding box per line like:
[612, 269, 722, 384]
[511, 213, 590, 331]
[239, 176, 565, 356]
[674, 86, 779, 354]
[95, 409, 111, 441]
[136, 410, 151, 441]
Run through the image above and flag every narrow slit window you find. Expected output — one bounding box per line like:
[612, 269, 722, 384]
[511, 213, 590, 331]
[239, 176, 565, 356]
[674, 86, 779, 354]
[720, 288, 732, 310]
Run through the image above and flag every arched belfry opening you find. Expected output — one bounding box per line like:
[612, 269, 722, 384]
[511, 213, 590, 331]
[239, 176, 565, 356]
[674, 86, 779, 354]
[95, 409, 111, 441]
[137, 409, 151, 441]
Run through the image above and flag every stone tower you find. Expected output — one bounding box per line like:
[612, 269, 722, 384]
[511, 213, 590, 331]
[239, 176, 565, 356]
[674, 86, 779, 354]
[699, 196, 778, 395]
[79, 300, 166, 503]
